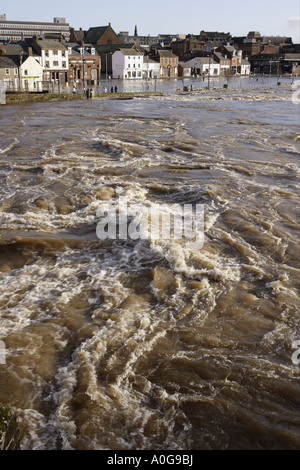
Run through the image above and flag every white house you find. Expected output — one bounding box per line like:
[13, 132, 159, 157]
[33, 37, 69, 84]
[112, 49, 144, 79]
[185, 57, 220, 76]
[20, 56, 43, 91]
[241, 58, 251, 75]
[142, 57, 160, 79]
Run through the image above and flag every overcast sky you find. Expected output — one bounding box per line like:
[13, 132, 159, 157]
[2, 0, 300, 42]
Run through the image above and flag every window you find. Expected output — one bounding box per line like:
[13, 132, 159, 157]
[14, 68, 18, 75]
[62, 51, 65, 57]
[24, 69, 28, 75]
[45, 51, 49, 57]
[5, 68, 9, 75]
[128, 71, 131, 77]
[62, 61, 66, 68]
[53, 61, 59, 66]
[46, 61, 49, 68]
[53, 50, 58, 55]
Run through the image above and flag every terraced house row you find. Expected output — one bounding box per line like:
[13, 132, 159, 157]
[0, 15, 299, 91]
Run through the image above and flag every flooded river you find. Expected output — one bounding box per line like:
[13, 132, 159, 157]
[0, 82, 299, 450]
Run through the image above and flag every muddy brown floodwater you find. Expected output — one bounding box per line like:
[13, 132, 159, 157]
[0, 84, 299, 450]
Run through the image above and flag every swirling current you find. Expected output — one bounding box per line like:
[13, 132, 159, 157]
[0, 83, 299, 450]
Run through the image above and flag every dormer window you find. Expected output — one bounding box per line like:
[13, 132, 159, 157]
[91, 48, 95, 55]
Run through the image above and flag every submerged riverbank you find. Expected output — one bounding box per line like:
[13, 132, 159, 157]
[4, 91, 165, 105]
[3, 79, 293, 106]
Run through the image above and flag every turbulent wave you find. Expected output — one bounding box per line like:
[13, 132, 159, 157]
[0, 87, 299, 450]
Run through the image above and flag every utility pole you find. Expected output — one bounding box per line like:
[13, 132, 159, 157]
[81, 43, 85, 92]
[208, 56, 211, 89]
[19, 51, 24, 91]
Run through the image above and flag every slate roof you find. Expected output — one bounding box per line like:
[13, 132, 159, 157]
[1, 44, 26, 56]
[84, 26, 109, 44]
[186, 57, 217, 65]
[223, 45, 236, 54]
[71, 30, 85, 42]
[186, 57, 218, 65]
[178, 61, 191, 68]
[157, 50, 178, 58]
[144, 57, 159, 64]
[214, 51, 230, 61]
[0, 56, 19, 68]
[95, 43, 135, 53]
[37, 39, 67, 50]
[118, 49, 143, 55]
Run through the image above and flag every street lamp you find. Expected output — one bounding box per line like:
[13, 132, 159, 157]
[81, 45, 85, 92]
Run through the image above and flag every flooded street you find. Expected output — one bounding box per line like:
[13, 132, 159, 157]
[0, 82, 299, 450]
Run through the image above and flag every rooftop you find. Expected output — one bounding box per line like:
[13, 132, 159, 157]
[95, 44, 135, 53]
[0, 56, 19, 68]
[118, 48, 143, 55]
[84, 26, 110, 44]
[36, 39, 67, 50]
[157, 50, 178, 58]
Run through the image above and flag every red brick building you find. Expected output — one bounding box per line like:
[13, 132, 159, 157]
[68, 43, 101, 86]
[171, 37, 203, 61]
[83, 24, 123, 75]
[84, 24, 122, 46]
